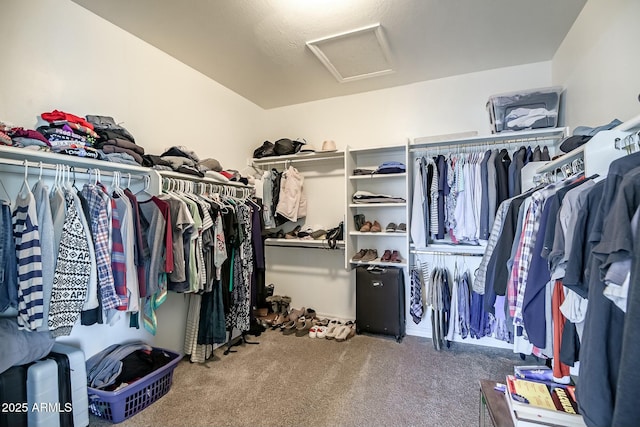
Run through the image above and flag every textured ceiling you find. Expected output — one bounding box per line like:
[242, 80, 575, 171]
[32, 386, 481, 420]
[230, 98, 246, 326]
[72, 0, 586, 109]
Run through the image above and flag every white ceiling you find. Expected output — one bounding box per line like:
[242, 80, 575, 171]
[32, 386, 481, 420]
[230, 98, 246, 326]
[72, 0, 586, 109]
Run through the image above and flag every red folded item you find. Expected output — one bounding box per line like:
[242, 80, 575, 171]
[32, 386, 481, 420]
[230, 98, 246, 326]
[41, 109, 94, 131]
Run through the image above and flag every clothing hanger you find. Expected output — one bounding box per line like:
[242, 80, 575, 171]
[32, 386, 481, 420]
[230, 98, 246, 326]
[17, 160, 30, 198]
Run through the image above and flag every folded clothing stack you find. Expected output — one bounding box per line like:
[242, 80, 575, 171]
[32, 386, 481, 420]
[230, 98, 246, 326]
[36, 109, 102, 158]
[87, 115, 144, 165]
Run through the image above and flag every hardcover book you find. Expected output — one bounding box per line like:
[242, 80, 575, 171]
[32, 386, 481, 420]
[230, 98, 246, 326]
[505, 375, 586, 427]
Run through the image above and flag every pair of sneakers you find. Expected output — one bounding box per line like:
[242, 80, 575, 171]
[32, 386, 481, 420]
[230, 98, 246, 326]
[352, 249, 378, 262]
[385, 222, 406, 233]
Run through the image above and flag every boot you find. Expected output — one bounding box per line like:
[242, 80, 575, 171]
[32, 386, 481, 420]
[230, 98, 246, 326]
[280, 296, 292, 315]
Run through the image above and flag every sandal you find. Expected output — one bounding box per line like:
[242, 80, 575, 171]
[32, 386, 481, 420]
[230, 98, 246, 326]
[282, 320, 298, 335]
[295, 316, 314, 337]
[335, 322, 356, 342]
[325, 320, 343, 339]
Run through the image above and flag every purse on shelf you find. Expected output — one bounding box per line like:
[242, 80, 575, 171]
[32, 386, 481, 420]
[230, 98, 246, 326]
[326, 221, 344, 249]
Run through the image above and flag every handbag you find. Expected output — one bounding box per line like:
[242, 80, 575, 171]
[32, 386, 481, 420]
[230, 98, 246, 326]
[326, 221, 344, 249]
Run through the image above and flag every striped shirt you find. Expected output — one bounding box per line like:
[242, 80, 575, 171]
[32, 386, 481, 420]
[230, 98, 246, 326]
[12, 189, 44, 330]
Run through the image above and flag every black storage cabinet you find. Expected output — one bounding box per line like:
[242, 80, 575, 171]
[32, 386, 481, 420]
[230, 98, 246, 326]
[355, 266, 405, 342]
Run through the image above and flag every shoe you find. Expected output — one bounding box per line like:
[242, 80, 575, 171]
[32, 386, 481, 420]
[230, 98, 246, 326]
[390, 250, 402, 263]
[311, 229, 327, 239]
[370, 220, 382, 232]
[380, 250, 392, 262]
[360, 249, 378, 262]
[354, 214, 365, 231]
[385, 222, 397, 232]
[335, 321, 356, 342]
[265, 295, 282, 313]
[360, 221, 372, 232]
[282, 320, 298, 335]
[309, 325, 318, 338]
[325, 321, 343, 339]
[295, 316, 314, 337]
[285, 225, 301, 239]
[352, 249, 368, 261]
[316, 325, 328, 338]
[396, 223, 406, 233]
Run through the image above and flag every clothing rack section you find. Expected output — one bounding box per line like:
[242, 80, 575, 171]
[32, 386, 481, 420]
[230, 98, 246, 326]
[410, 141, 554, 249]
[0, 154, 162, 344]
[154, 172, 265, 362]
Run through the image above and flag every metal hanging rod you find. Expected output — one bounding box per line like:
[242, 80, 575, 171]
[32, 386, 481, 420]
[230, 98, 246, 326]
[411, 249, 484, 257]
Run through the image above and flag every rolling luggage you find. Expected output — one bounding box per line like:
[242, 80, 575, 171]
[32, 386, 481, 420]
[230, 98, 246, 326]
[50, 343, 89, 427]
[0, 365, 29, 427]
[27, 358, 61, 427]
[355, 266, 406, 342]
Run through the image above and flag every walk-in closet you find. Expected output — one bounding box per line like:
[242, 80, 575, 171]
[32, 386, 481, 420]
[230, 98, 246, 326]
[1, 0, 639, 426]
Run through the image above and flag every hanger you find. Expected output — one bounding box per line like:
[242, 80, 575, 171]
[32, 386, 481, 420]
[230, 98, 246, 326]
[18, 160, 30, 198]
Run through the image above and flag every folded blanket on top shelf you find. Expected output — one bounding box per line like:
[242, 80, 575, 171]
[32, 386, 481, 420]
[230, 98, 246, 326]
[352, 190, 406, 204]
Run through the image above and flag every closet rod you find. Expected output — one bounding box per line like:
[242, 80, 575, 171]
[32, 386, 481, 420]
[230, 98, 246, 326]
[411, 249, 483, 257]
[409, 137, 555, 154]
[0, 158, 147, 181]
[252, 153, 344, 167]
[411, 127, 568, 152]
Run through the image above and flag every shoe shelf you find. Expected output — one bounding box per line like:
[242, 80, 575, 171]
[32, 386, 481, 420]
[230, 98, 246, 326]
[350, 260, 407, 268]
[344, 142, 410, 271]
[265, 238, 345, 249]
[349, 203, 407, 208]
[349, 231, 407, 237]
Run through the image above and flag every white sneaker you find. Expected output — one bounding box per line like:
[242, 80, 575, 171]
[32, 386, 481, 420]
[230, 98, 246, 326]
[308, 326, 318, 338]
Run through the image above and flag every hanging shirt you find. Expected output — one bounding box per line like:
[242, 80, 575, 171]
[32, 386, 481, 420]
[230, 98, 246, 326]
[13, 185, 44, 331]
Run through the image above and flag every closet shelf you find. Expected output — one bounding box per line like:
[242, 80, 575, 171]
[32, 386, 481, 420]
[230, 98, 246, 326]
[412, 243, 486, 255]
[535, 145, 585, 174]
[0, 144, 150, 174]
[251, 150, 344, 166]
[349, 231, 407, 237]
[155, 170, 253, 188]
[411, 127, 569, 151]
[349, 203, 407, 208]
[350, 260, 407, 268]
[264, 238, 344, 249]
[349, 173, 406, 180]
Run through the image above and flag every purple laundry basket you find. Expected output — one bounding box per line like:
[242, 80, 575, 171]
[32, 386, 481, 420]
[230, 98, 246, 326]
[87, 348, 182, 423]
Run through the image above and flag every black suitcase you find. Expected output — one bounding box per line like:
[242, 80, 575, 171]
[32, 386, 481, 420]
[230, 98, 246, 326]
[356, 266, 405, 342]
[0, 365, 29, 427]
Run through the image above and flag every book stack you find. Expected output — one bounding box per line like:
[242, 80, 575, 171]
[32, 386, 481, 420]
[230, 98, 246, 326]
[503, 366, 586, 427]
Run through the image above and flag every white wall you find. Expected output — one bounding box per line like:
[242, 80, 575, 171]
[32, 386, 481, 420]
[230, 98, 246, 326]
[260, 61, 553, 150]
[0, 0, 263, 172]
[552, 0, 640, 128]
[0, 0, 264, 357]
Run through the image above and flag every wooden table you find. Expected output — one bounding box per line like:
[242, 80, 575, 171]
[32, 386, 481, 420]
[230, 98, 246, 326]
[479, 379, 514, 427]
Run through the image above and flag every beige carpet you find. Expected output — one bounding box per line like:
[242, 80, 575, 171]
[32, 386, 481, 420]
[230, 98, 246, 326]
[89, 330, 525, 427]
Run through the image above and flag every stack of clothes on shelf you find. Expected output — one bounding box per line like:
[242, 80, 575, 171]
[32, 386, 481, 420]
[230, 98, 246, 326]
[1, 110, 147, 165]
[88, 115, 144, 165]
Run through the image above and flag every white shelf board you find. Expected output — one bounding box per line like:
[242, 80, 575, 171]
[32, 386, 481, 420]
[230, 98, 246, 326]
[252, 150, 344, 166]
[349, 260, 407, 268]
[349, 231, 407, 237]
[411, 127, 568, 151]
[265, 238, 344, 249]
[535, 145, 585, 174]
[349, 202, 407, 208]
[349, 173, 406, 180]
[0, 144, 150, 174]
